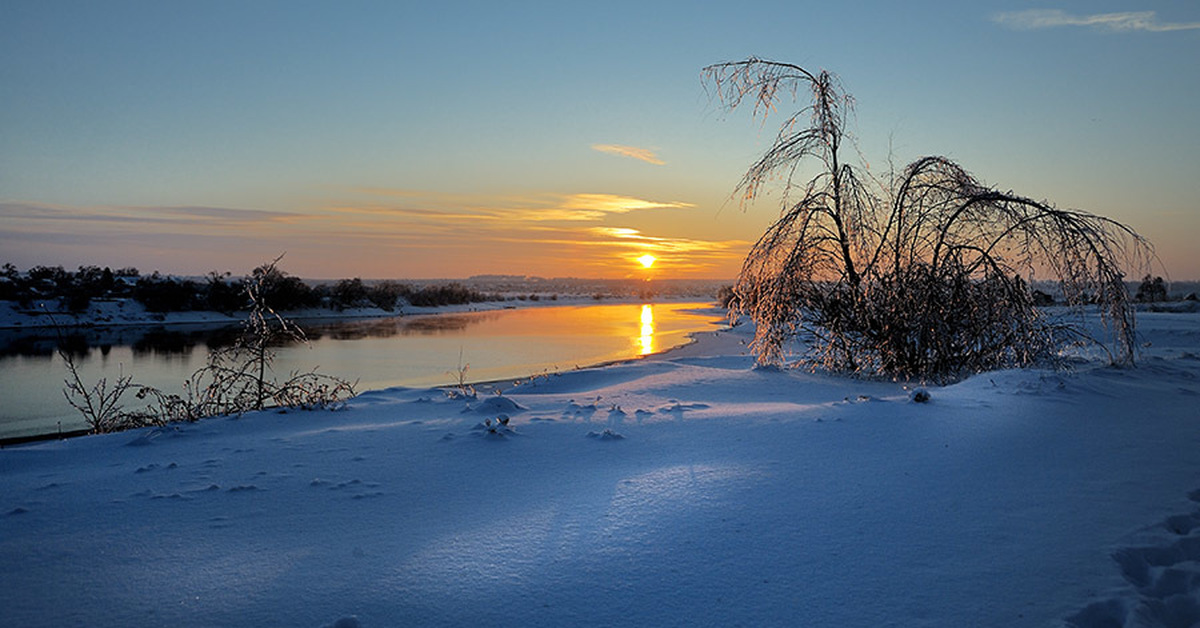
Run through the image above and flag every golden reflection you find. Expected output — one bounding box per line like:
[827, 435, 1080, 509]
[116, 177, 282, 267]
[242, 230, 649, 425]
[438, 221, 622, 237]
[639, 304, 655, 355]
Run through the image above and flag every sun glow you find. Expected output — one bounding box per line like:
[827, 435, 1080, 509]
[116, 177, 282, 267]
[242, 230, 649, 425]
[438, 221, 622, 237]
[639, 304, 655, 355]
[637, 254, 657, 268]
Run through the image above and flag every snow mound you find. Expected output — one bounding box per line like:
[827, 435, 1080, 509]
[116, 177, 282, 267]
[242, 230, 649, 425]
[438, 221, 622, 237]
[461, 396, 526, 415]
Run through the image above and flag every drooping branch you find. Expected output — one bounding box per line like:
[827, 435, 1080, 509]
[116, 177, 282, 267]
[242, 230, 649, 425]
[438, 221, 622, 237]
[707, 58, 1153, 378]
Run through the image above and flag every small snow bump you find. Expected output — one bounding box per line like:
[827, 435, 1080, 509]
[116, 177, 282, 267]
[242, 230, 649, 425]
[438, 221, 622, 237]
[658, 402, 710, 414]
[1064, 599, 1128, 628]
[469, 418, 517, 438]
[125, 430, 162, 447]
[909, 388, 931, 403]
[1164, 514, 1199, 535]
[321, 616, 361, 628]
[563, 400, 598, 418]
[462, 396, 526, 415]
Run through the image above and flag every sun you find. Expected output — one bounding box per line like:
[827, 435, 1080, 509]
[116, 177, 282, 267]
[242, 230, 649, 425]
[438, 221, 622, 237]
[637, 254, 657, 269]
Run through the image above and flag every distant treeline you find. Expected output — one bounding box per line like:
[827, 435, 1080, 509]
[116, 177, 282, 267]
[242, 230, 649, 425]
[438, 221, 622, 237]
[0, 263, 500, 313]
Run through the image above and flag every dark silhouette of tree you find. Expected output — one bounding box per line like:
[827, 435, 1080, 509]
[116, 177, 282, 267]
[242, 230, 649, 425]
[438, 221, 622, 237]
[1135, 275, 1168, 303]
[331, 278, 370, 310]
[705, 58, 1153, 378]
[203, 271, 247, 314]
[250, 263, 319, 311]
[133, 272, 198, 312]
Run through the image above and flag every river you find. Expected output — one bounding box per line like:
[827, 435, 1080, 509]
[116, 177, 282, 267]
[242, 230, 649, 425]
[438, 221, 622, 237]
[0, 301, 726, 441]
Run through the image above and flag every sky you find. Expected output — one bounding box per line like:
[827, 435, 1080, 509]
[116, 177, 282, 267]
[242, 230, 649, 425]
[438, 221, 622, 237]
[1, 1, 1198, 280]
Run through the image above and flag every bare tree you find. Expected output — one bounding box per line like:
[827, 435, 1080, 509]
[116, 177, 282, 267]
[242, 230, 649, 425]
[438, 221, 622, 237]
[705, 58, 1153, 379]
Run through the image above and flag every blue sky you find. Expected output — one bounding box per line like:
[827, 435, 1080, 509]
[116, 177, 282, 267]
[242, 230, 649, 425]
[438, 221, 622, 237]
[2, 1, 1197, 279]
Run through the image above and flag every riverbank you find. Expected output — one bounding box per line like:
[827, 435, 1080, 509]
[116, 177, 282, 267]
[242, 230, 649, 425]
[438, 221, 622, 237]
[1, 301, 728, 444]
[2, 308, 1199, 626]
[0, 293, 718, 330]
[0, 297, 475, 329]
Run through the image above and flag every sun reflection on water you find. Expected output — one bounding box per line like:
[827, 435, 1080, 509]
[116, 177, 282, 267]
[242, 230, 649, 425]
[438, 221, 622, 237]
[639, 304, 654, 355]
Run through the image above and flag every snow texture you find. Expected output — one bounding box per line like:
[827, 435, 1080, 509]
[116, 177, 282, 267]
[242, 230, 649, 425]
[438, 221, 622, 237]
[2, 310, 1199, 627]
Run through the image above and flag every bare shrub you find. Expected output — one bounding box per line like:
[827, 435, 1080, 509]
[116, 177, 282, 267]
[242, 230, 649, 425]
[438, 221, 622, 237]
[61, 354, 162, 433]
[140, 257, 357, 420]
[446, 347, 476, 399]
[59, 258, 356, 432]
[704, 58, 1152, 379]
[46, 310, 162, 434]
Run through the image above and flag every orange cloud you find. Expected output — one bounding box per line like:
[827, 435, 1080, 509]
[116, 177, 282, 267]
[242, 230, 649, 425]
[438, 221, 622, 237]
[325, 190, 693, 223]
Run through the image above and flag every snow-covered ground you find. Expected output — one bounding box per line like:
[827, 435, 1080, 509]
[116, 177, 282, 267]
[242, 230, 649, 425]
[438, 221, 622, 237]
[2, 310, 1198, 627]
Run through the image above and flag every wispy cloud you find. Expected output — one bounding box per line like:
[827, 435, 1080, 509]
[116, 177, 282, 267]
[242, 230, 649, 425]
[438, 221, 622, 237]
[591, 144, 666, 165]
[328, 190, 693, 223]
[0, 202, 305, 230]
[992, 9, 1200, 32]
[588, 226, 744, 254]
[552, 193, 691, 220]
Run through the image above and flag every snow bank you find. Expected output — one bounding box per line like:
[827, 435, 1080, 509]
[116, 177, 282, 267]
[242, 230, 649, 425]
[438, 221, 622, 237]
[0, 298, 409, 330]
[1, 311, 1198, 627]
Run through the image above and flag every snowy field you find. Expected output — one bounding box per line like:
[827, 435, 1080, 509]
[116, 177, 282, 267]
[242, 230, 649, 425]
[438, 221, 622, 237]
[2, 309, 1199, 627]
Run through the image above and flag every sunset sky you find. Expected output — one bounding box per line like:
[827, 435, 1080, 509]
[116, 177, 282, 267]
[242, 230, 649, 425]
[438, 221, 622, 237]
[2, 1, 1198, 279]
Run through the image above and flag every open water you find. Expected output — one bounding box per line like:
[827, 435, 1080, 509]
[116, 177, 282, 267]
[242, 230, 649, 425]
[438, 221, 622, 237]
[0, 302, 725, 440]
